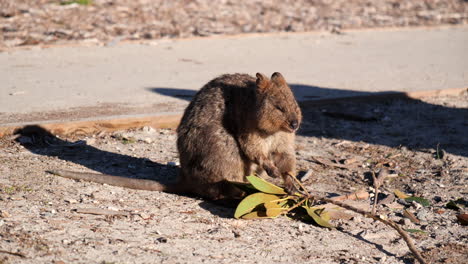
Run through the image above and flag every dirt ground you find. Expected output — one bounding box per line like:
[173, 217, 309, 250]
[1, 0, 467, 50]
[0, 92, 467, 263]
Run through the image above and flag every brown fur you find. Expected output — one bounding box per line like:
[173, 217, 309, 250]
[49, 72, 302, 200]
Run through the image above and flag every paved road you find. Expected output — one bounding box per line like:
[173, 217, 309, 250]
[1, 26, 467, 124]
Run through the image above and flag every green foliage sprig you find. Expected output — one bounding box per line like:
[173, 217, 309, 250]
[233, 175, 333, 228]
[231, 174, 427, 264]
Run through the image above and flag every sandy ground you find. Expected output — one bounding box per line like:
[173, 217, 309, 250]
[2, 1, 467, 263]
[1, 92, 467, 263]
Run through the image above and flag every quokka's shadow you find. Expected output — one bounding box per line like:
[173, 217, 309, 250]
[15, 125, 176, 183]
[150, 85, 468, 158]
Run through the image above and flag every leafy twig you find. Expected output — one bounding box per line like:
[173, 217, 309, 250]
[233, 174, 427, 264]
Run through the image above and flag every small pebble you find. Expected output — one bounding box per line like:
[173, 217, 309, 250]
[416, 209, 429, 221]
[155, 237, 168, 243]
[65, 199, 78, 204]
[143, 138, 153, 144]
[142, 126, 156, 134]
[0, 210, 11, 218]
[399, 218, 412, 226]
[167, 161, 179, 166]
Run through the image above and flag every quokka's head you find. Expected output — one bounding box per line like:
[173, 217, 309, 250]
[255, 72, 302, 134]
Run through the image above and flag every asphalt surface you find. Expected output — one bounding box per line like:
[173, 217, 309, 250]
[1, 26, 467, 125]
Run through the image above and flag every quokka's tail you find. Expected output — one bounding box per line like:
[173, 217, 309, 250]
[46, 170, 183, 193]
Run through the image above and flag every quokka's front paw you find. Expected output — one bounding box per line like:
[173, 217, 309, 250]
[264, 164, 281, 178]
[282, 175, 300, 195]
[284, 180, 297, 195]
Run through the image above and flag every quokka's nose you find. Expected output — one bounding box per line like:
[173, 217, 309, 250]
[289, 120, 299, 130]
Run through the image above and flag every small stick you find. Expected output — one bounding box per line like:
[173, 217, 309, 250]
[314, 195, 427, 264]
[0, 249, 26, 258]
[331, 190, 369, 201]
[74, 208, 128, 216]
[288, 173, 311, 197]
[371, 170, 379, 215]
[310, 157, 353, 170]
[282, 198, 307, 215]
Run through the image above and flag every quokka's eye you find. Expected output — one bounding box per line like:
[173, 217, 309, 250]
[275, 105, 285, 112]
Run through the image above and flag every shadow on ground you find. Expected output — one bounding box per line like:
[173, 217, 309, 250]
[150, 85, 468, 158]
[15, 126, 176, 181]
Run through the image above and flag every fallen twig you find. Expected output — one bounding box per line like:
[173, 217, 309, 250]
[290, 173, 311, 197]
[371, 168, 389, 214]
[371, 171, 379, 214]
[310, 156, 354, 170]
[0, 249, 26, 258]
[281, 198, 307, 216]
[403, 209, 421, 224]
[73, 208, 128, 216]
[313, 195, 427, 264]
[330, 190, 369, 201]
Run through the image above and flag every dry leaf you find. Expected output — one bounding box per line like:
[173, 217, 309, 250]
[331, 190, 369, 201]
[403, 209, 421, 224]
[394, 189, 410, 199]
[456, 214, 468, 225]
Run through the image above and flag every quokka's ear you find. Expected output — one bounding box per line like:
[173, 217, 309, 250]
[271, 72, 286, 85]
[256, 72, 270, 92]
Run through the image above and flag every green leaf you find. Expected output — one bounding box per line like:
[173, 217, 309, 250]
[227, 181, 258, 194]
[241, 211, 270, 220]
[446, 199, 466, 211]
[405, 196, 430, 207]
[60, 0, 93, 5]
[303, 206, 334, 229]
[404, 229, 428, 235]
[246, 175, 286, 195]
[319, 210, 331, 222]
[394, 189, 430, 207]
[446, 201, 461, 210]
[264, 199, 289, 209]
[311, 208, 331, 222]
[266, 207, 286, 218]
[234, 193, 280, 219]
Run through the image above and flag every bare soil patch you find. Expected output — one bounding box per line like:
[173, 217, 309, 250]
[1, 93, 467, 263]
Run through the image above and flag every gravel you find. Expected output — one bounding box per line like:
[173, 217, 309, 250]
[1, 93, 467, 263]
[1, 0, 467, 50]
